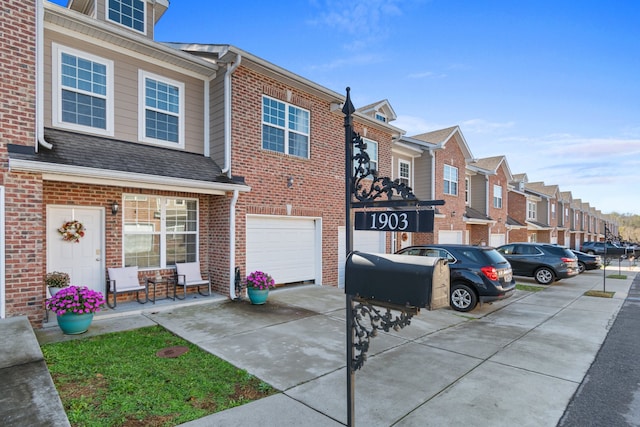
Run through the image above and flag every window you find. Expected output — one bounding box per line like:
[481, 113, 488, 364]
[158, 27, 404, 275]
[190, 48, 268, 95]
[551, 203, 556, 219]
[53, 44, 113, 135]
[108, 0, 145, 33]
[123, 195, 198, 268]
[398, 160, 410, 186]
[465, 177, 470, 204]
[444, 165, 458, 195]
[362, 138, 378, 176]
[375, 112, 387, 123]
[262, 96, 310, 158]
[527, 201, 537, 220]
[139, 71, 184, 147]
[493, 185, 503, 208]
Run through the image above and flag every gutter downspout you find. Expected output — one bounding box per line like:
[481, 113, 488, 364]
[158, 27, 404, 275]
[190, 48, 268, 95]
[36, 0, 52, 151]
[221, 54, 241, 176]
[229, 189, 239, 299]
[223, 55, 241, 298]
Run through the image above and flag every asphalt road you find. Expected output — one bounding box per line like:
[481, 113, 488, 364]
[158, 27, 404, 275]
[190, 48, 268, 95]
[559, 272, 640, 426]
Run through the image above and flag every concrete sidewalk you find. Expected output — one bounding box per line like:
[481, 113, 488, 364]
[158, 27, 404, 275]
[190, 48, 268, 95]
[31, 264, 638, 426]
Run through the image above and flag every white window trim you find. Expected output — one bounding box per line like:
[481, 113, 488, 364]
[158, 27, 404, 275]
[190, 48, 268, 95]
[261, 95, 310, 158]
[363, 138, 378, 174]
[493, 184, 503, 209]
[122, 195, 199, 269]
[444, 164, 458, 196]
[138, 70, 185, 148]
[398, 159, 411, 187]
[527, 201, 537, 220]
[52, 43, 114, 136]
[106, 0, 147, 35]
[465, 177, 470, 205]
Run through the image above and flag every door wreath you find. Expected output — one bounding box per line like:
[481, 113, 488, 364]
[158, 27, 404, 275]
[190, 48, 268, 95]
[58, 220, 86, 243]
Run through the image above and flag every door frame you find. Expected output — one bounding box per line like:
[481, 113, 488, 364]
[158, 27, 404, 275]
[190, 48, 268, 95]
[46, 205, 106, 293]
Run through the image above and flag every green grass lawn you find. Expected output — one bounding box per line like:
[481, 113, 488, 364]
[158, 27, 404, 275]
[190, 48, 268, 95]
[41, 325, 277, 427]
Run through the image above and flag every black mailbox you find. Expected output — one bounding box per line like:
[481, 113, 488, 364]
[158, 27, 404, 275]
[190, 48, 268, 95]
[345, 251, 450, 310]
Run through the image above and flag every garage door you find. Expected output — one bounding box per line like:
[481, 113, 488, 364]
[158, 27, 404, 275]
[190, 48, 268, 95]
[439, 230, 463, 244]
[490, 233, 506, 247]
[246, 216, 320, 285]
[337, 227, 386, 288]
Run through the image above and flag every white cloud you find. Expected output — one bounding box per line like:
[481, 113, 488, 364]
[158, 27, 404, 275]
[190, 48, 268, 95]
[407, 71, 447, 79]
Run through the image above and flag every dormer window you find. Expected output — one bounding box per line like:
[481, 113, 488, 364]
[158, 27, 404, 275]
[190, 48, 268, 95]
[375, 112, 387, 123]
[108, 0, 145, 33]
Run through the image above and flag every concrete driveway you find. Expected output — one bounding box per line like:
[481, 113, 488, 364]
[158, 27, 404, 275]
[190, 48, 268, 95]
[136, 269, 632, 426]
[33, 265, 637, 426]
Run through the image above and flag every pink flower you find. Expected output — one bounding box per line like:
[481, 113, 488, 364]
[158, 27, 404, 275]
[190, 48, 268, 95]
[46, 286, 105, 316]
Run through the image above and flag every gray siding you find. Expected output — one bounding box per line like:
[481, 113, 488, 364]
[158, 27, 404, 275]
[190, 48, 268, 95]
[469, 174, 487, 214]
[413, 152, 432, 201]
[44, 31, 206, 154]
[210, 72, 225, 167]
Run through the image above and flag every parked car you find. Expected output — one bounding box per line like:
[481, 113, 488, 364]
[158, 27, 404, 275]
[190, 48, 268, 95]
[496, 243, 579, 285]
[571, 250, 602, 273]
[395, 244, 516, 312]
[580, 241, 635, 259]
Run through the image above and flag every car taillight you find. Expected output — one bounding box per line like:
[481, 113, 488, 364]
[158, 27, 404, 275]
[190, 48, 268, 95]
[561, 257, 575, 264]
[481, 266, 499, 281]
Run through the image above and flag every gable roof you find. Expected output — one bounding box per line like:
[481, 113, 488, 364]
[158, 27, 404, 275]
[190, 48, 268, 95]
[525, 181, 558, 198]
[356, 99, 397, 122]
[467, 155, 513, 181]
[8, 128, 249, 195]
[409, 126, 474, 159]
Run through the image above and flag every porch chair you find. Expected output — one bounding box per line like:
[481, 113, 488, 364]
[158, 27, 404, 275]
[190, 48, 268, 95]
[174, 262, 211, 300]
[106, 266, 148, 308]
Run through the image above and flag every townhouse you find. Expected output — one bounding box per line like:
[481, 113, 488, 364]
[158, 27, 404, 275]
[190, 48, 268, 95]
[0, 0, 620, 326]
[2, 0, 405, 325]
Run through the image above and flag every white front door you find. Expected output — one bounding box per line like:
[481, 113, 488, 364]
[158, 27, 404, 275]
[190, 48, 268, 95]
[47, 206, 105, 293]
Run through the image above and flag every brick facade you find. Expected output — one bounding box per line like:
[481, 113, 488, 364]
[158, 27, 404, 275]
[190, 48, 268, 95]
[1, 2, 42, 325]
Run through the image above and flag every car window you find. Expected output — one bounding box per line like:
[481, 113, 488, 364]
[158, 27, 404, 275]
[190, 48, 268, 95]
[483, 249, 509, 264]
[459, 249, 482, 263]
[402, 248, 424, 256]
[425, 248, 455, 262]
[498, 245, 514, 255]
[515, 245, 539, 255]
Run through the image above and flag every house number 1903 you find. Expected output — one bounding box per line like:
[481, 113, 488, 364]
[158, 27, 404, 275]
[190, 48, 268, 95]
[354, 210, 435, 233]
[369, 212, 409, 231]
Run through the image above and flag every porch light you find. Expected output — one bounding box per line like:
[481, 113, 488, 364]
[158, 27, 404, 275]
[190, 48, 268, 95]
[111, 201, 119, 215]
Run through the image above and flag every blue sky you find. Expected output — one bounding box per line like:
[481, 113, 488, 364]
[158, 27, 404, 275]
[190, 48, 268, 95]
[50, 1, 640, 215]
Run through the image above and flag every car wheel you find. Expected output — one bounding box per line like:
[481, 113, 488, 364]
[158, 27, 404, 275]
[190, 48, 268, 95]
[578, 261, 586, 274]
[534, 267, 555, 284]
[450, 283, 478, 312]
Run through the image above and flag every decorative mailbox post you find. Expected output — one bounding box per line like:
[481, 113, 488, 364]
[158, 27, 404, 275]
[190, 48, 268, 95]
[342, 87, 448, 426]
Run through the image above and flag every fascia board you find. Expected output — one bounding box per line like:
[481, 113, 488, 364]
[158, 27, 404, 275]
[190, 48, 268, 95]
[9, 159, 250, 195]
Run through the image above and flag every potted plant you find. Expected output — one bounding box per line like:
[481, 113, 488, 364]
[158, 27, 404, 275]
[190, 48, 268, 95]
[244, 271, 276, 305]
[45, 286, 106, 334]
[45, 271, 70, 296]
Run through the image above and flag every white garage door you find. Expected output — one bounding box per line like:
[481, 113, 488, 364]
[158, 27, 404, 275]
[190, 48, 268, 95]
[439, 230, 463, 244]
[246, 216, 320, 285]
[337, 227, 386, 288]
[489, 233, 506, 247]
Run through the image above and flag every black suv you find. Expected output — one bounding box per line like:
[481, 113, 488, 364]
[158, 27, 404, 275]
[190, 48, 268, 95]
[496, 243, 579, 284]
[396, 244, 516, 312]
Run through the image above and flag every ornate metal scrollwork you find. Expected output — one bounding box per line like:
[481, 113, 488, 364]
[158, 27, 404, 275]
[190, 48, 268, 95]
[350, 297, 416, 371]
[351, 132, 417, 204]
